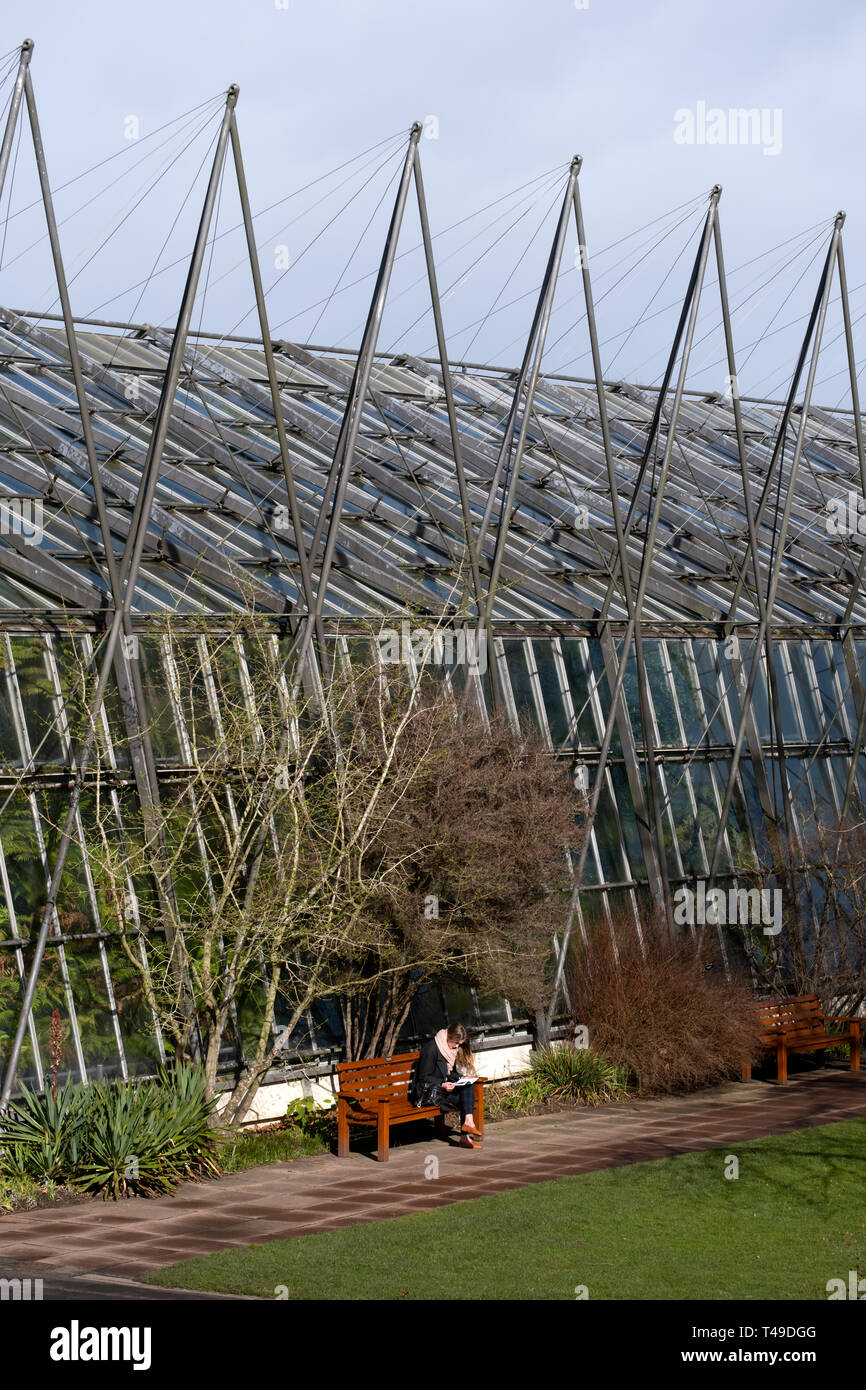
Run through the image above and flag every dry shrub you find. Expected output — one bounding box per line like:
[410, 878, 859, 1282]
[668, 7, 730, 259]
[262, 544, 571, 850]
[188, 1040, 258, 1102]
[568, 912, 764, 1096]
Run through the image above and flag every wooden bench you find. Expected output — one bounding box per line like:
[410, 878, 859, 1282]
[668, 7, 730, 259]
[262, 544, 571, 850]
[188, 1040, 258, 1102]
[743, 994, 861, 1084]
[336, 1051, 485, 1161]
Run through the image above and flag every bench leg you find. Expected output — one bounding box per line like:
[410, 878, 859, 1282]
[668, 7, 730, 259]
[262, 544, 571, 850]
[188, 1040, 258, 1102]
[337, 1100, 349, 1158]
[776, 1041, 788, 1084]
[741, 1061, 752, 1082]
[473, 1081, 484, 1139]
[433, 1111, 448, 1141]
[377, 1101, 390, 1161]
[851, 1033, 861, 1073]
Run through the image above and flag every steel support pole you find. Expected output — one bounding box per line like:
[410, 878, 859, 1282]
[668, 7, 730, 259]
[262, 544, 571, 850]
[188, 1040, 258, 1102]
[290, 124, 422, 681]
[708, 227, 840, 881]
[597, 206, 711, 623]
[0, 85, 240, 1109]
[706, 213, 845, 883]
[0, 44, 180, 1075]
[702, 210, 779, 890]
[0, 40, 31, 193]
[476, 161, 581, 705]
[228, 111, 325, 675]
[412, 150, 483, 616]
[481, 159, 580, 626]
[724, 241, 832, 625]
[19, 64, 169, 861]
[574, 190, 721, 896]
[837, 235, 866, 629]
[825, 234, 866, 822]
[546, 168, 669, 1021]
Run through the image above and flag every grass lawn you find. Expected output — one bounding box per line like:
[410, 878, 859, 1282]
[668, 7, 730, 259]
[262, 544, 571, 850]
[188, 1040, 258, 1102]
[141, 1116, 866, 1300]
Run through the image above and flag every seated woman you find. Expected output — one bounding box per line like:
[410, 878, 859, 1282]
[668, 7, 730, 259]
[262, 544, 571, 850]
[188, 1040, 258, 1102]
[414, 1023, 482, 1148]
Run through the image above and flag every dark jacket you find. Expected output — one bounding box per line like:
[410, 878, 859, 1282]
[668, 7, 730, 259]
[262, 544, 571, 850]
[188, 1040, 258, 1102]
[411, 1036, 459, 1105]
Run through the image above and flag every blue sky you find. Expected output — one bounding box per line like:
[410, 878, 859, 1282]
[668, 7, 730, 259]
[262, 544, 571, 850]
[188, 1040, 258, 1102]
[1, 0, 864, 402]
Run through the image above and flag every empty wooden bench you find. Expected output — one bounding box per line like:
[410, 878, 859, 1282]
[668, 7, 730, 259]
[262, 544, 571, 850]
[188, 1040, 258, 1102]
[336, 1051, 485, 1161]
[743, 993, 861, 1084]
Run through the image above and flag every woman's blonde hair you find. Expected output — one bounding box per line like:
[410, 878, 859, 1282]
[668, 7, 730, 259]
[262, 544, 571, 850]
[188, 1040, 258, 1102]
[447, 1023, 475, 1075]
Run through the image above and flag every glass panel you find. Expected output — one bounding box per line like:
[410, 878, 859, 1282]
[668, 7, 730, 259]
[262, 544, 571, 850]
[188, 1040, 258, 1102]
[739, 641, 771, 741]
[592, 780, 626, 882]
[502, 639, 541, 732]
[405, 981, 446, 1040]
[9, 637, 63, 762]
[442, 978, 479, 1028]
[667, 770, 703, 876]
[694, 641, 729, 744]
[588, 640, 621, 755]
[770, 644, 801, 741]
[532, 639, 569, 746]
[811, 640, 847, 741]
[787, 643, 820, 741]
[609, 764, 642, 876]
[736, 758, 770, 863]
[645, 642, 680, 745]
[171, 637, 218, 756]
[2, 791, 44, 931]
[102, 939, 161, 1076]
[667, 642, 703, 746]
[475, 993, 510, 1026]
[560, 639, 599, 747]
[689, 762, 721, 867]
[138, 638, 181, 760]
[0, 946, 41, 1089]
[0, 652, 22, 766]
[58, 939, 122, 1081]
[621, 650, 643, 735]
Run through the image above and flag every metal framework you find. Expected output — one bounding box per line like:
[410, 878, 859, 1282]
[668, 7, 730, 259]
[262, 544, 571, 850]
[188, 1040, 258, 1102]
[1, 39, 866, 1094]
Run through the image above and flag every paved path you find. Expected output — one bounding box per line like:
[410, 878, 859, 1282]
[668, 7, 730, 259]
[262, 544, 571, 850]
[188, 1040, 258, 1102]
[1, 1069, 863, 1298]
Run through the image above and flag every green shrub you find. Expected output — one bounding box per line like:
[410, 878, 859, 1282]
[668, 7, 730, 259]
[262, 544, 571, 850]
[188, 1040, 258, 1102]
[76, 1065, 221, 1198]
[529, 1044, 628, 1104]
[489, 1045, 627, 1115]
[284, 1096, 337, 1143]
[0, 1079, 89, 1183]
[0, 1064, 221, 1199]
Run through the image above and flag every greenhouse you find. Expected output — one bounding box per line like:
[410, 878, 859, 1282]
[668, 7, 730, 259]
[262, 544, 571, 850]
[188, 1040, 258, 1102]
[1, 47, 865, 1108]
[2, 300, 865, 1095]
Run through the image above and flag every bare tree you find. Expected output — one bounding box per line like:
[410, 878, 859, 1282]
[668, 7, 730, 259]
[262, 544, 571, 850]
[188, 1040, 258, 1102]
[48, 610, 582, 1122]
[729, 806, 866, 1014]
[333, 672, 585, 1057]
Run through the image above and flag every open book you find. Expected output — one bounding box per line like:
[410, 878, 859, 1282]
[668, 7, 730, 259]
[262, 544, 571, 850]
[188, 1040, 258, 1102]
[451, 1076, 478, 1086]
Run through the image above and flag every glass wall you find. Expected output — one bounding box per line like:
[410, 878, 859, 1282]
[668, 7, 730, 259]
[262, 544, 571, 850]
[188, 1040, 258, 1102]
[2, 624, 864, 1087]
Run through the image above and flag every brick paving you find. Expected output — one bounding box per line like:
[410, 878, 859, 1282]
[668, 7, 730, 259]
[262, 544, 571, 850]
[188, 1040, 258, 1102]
[1, 1068, 863, 1298]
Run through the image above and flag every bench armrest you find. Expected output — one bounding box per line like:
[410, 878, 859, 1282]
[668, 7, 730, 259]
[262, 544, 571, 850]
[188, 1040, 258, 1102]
[820, 1016, 861, 1027]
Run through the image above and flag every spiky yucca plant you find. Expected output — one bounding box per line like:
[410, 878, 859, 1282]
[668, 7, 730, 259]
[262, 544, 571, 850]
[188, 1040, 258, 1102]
[0, 1063, 221, 1198]
[528, 1044, 628, 1105]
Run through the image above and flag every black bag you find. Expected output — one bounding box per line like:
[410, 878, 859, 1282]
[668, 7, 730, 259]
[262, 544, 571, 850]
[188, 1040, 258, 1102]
[409, 1066, 446, 1109]
[408, 1063, 431, 1108]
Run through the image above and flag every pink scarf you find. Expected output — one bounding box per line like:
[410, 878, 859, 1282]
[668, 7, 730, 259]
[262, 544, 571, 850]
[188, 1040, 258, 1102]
[434, 1028, 458, 1069]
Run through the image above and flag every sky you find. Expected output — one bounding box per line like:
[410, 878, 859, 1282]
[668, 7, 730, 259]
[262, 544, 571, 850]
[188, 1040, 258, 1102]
[0, 0, 864, 404]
